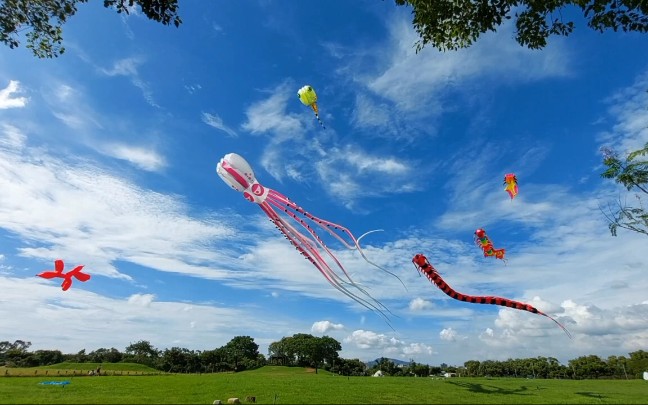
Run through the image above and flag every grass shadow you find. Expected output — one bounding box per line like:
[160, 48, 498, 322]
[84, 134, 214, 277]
[575, 391, 608, 401]
[445, 380, 534, 396]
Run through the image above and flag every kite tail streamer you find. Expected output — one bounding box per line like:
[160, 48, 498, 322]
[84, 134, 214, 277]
[261, 204, 394, 329]
[315, 113, 326, 129]
[269, 190, 406, 290]
[310, 103, 326, 129]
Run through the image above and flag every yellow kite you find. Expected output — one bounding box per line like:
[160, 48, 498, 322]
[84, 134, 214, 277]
[297, 85, 325, 129]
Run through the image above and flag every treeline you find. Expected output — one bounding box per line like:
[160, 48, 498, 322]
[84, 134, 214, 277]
[431, 352, 648, 380]
[1, 337, 647, 379]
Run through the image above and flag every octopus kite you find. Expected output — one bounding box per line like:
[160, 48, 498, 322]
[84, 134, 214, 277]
[412, 253, 571, 338]
[217, 152, 402, 325]
[37, 259, 91, 291]
[474, 228, 506, 261]
[297, 85, 325, 129]
[504, 173, 518, 199]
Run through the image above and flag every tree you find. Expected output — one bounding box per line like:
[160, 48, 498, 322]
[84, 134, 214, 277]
[200, 347, 229, 372]
[405, 360, 430, 377]
[334, 358, 367, 376]
[464, 360, 480, 376]
[0, 0, 181, 58]
[309, 335, 341, 374]
[73, 349, 88, 363]
[568, 355, 609, 379]
[267, 334, 342, 373]
[223, 335, 260, 371]
[159, 346, 201, 373]
[606, 354, 629, 379]
[600, 142, 648, 236]
[393, 0, 648, 52]
[22, 349, 64, 367]
[87, 347, 123, 363]
[0, 340, 31, 366]
[268, 339, 292, 366]
[124, 340, 160, 366]
[370, 357, 400, 376]
[627, 350, 648, 378]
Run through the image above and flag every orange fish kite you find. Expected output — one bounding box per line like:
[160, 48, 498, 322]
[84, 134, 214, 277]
[503, 173, 518, 199]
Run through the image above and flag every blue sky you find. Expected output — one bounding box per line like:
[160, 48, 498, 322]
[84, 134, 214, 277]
[0, 1, 647, 367]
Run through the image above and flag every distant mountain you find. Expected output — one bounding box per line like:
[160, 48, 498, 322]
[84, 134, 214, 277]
[364, 358, 410, 368]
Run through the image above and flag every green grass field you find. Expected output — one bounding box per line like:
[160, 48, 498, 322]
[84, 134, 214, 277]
[1, 365, 646, 404]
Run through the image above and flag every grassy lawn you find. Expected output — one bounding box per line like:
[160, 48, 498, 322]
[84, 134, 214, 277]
[0, 365, 646, 404]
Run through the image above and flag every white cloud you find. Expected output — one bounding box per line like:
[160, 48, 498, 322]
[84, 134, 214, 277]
[184, 83, 202, 94]
[402, 343, 434, 356]
[128, 293, 155, 307]
[44, 82, 103, 132]
[351, 94, 391, 128]
[38, 81, 169, 170]
[330, 14, 571, 138]
[241, 82, 304, 138]
[409, 297, 433, 311]
[344, 329, 405, 350]
[100, 58, 140, 77]
[343, 330, 433, 359]
[98, 57, 159, 108]
[311, 320, 344, 334]
[439, 328, 458, 341]
[99, 143, 167, 172]
[0, 133, 235, 280]
[314, 144, 420, 205]
[202, 112, 237, 137]
[0, 276, 290, 354]
[0, 80, 28, 109]
[0, 124, 26, 149]
[597, 71, 648, 154]
[365, 18, 571, 115]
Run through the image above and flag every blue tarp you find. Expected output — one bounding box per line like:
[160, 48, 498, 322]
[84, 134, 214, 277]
[39, 381, 71, 385]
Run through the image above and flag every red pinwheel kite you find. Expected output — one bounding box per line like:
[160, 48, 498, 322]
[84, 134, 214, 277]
[37, 259, 91, 291]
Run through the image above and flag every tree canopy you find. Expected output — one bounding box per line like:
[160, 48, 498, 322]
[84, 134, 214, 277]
[600, 142, 648, 237]
[6, 1, 647, 58]
[393, 0, 648, 52]
[268, 333, 341, 373]
[0, 0, 181, 58]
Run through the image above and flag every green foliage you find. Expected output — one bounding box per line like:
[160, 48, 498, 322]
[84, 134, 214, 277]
[600, 142, 648, 236]
[568, 355, 609, 379]
[267, 333, 342, 373]
[0, 340, 32, 367]
[0, 0, 181, 58]
[393, 0, 648, 52]
[124, 340, 160, 367]
[85, 347, 123, 363]
[222, 335, 263, 371]
[367, 357, 401, 376]
[333, 358, 367, 376]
